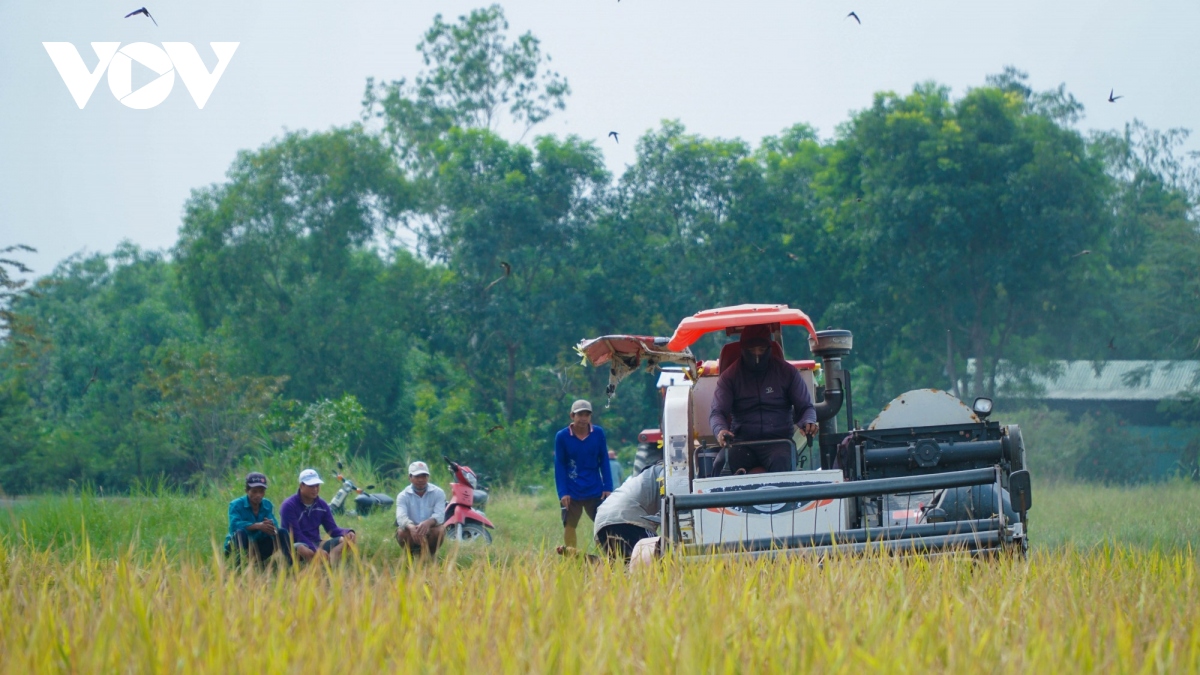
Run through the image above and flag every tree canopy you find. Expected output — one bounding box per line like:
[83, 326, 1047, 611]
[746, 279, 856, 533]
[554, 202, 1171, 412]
[2, 9, 1197, 492]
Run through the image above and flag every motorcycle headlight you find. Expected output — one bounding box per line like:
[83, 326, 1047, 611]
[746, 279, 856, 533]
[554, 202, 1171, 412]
[465, 470, 477, 489]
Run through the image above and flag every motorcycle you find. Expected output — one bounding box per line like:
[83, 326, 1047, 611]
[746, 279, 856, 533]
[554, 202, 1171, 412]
[329, 461, 395, 517]
[442, 456, 494, 544]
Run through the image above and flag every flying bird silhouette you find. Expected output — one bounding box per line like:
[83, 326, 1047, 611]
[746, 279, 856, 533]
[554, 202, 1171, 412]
[608, 131, 619, 144]
[786, 252, 799, 261]
[81, 366, 99, 396]
[484, 261, 512, 292]
[846, 11, 861, 24]
[1108, 89, 1122, 103]
[1108, 337, 1116, 351]
[486, 425, 504, 435]
[124, 7, 158, 26]
[1071, 250, 1092, 258]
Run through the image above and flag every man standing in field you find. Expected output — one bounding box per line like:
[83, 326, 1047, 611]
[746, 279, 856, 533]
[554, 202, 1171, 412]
[279, 469, 356, 565]
[608, 449, 625, 487]
[224, 471, 292, 566]
[394, 461, 446, 559]
[555, 399, 613, 552]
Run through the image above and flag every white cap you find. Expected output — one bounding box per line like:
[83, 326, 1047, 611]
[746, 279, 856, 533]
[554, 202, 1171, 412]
[298, 468, 324, 486]
[408, 461, 430, 477]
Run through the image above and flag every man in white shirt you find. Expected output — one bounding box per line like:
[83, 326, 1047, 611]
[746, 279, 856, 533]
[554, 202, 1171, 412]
[594, 463, 664, 563]
[395, 461, 447, 559]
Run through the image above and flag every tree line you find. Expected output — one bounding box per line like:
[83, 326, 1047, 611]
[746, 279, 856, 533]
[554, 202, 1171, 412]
[2, 6, 1197, 493]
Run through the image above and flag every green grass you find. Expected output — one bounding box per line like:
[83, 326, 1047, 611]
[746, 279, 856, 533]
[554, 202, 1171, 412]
[2, 479, 1197, 563]
[1030, 479, 1200, 551]
[0, 485, 572, 564]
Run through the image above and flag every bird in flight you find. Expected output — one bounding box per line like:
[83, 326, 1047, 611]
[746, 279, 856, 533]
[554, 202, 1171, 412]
[608, 131, 619, 144]
[1108, 89, 1123, 103]
[1071, 250, 1092, 258]
[1108, 337, 1116, 351]
[486, 425, 504, 435]
[81, 366, 99, 396]
[846, 11, 861, 24]
[124, 7, 158, 26]
[484, 261, 512, 291]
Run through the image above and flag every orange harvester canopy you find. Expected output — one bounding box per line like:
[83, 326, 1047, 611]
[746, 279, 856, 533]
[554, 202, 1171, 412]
[665, 304, 817, 352]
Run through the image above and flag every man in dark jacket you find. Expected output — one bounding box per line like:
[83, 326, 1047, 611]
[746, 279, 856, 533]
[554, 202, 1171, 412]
[709, 324, 818, 474]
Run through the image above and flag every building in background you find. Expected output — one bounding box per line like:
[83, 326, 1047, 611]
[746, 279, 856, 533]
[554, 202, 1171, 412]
[981, 360, 1200, 479]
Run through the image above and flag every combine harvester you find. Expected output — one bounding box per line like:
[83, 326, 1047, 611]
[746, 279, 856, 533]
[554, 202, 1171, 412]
[576, 304, 1032, 562]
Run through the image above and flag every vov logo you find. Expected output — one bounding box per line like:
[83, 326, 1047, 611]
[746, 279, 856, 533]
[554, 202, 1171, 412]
[43, 42, 239, 109]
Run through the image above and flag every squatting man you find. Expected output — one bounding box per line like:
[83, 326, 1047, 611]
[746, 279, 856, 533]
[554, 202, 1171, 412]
[394, 460, 447, 559]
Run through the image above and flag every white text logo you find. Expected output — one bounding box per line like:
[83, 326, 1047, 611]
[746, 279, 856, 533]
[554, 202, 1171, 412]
[43, 42, 239, 109]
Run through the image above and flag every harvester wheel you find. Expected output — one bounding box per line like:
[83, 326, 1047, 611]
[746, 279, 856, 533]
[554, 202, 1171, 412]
[1003, 425, 1026, 472]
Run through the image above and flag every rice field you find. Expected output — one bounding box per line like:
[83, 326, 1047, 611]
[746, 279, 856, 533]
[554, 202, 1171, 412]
[1, 544, 1197, 673]
[1, 481, 1198, 673]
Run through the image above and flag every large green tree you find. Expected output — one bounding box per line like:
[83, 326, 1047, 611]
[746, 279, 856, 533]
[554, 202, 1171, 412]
[363, 4, 602, 430]
[0, 246, 204, 489]
[1092, 121, 1200, 359]
[175, 127, 421, 443]
[364, 3, 570, 160]
[819, 74, 1109, 403]
[422, 129, 608, 421]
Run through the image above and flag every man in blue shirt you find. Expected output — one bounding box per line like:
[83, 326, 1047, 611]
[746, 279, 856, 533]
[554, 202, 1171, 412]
[225, 471, 293, 566]
[554, 399, 613, 551]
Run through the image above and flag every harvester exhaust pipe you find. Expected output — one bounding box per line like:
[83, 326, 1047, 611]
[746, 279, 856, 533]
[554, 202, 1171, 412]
[810, 330, 852, 468]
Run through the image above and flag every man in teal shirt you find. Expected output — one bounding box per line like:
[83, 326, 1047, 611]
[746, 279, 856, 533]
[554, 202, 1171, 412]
[225, 472, 292, 566]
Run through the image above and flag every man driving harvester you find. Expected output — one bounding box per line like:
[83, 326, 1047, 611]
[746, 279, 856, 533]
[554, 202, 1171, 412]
[710, 324, 818, 474]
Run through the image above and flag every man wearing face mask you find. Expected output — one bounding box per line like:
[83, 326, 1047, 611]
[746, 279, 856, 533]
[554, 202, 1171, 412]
[709, 324, 818, 474]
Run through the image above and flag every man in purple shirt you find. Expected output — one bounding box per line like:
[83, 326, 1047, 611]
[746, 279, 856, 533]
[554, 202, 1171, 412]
[709, 324, 818, 474]
[279, 468, 356, 565]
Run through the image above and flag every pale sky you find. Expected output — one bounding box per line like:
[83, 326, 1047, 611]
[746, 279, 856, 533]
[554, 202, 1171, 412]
[2, 0, 1197, 277]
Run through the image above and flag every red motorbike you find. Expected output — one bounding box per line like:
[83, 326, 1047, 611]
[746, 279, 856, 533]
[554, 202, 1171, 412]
[443, 456, 495, 544]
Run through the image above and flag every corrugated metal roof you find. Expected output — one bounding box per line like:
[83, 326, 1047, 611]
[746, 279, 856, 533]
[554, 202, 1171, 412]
[993, 360, 1200, 401]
